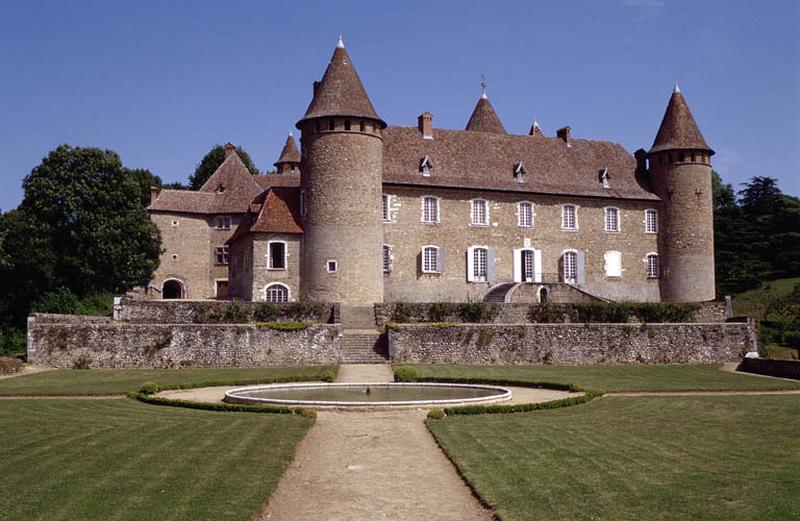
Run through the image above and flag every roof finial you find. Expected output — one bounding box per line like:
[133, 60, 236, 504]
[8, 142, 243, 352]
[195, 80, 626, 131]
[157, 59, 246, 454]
[288, 131, 293, 137]
[337, 35, 345, 49]
[533, 118, 540, 129]
[480, 74, 488, 99]
[674, 81, 681, 94]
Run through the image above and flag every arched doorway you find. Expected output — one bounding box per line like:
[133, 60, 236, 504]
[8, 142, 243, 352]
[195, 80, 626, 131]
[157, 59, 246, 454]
[538, 286, 548, 304]
[162, 279, 184, 300]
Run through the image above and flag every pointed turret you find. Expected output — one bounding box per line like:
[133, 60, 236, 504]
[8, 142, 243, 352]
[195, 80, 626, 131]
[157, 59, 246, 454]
[465, 94, 507, 134]
[297, 37, 385, 128]
[649, 85, 713, 154]
[274, 133, 301, 175]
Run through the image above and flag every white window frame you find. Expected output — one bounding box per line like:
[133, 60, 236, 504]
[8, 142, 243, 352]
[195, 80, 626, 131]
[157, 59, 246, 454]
[561, 204, 578, 231]
[326, 260, 338, 273]
[383, 244, 392, 273]
[513, 247, 542, 283]
[421, 196, 440, 224]
[470, 198, 489, 226]
[264, 283, 290, 303]
[517, 201, 534, 228]
[422, 245, 440, 274]
[267, 240, 288, 270]
[382, 194, 391, 222]
[644, 208, 658, 234]
[467, 245, 489, 282]
[562, 249, 578, 284]
[646, 252, 660, 279]
[604, 206, 621, 233]
[215, 215, 232, 230]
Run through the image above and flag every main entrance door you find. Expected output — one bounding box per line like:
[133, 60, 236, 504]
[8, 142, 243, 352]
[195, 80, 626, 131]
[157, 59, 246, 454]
[522, 250, 534, 282]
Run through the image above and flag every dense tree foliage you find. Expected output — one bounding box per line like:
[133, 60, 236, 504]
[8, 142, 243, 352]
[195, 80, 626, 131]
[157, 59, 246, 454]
[714, 174, 800, 296]
[188, 144, 259, 190]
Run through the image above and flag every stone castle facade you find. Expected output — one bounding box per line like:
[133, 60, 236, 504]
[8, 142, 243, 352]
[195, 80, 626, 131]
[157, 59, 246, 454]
[147, 38, 716, 305]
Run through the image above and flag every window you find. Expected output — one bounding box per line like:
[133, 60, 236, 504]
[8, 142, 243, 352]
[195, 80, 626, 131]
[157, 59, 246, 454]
[422, 246, 441, 273]
[604, 207, 620, 233]
[562, 205, 577, 230]
[518, 201, 533, 228]
[328, 119, 335, 131]
[268, 241, 286, 270]
[171, 253, 179, 261]
[214, 246, 230, 265]
[171, 220, 179, 227]
[359, 120, 366, 132]
[420, 155, 433, 176]
[604, 251, 622, 277]
[563, 251, 577, 283]
[514, 161, 527, 183]
[383, 245, 392, 273]
[265, 283, 289, 303]
[645, 209, 658, 233]
[327, 260, 338, 273]
[422, 196, 439, 223]
[646, 253, 660, 278]
[344, 120, 351, 131]
[215, 216, 232, 230]
[472, 247, 488, 282]
[600, 168, 610, 189]
[470, 199, 489, 226]
[382, 194, 390, 222]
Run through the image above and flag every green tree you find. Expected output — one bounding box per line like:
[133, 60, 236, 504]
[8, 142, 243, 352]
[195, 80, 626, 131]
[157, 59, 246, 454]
[188, 144, 259, 190]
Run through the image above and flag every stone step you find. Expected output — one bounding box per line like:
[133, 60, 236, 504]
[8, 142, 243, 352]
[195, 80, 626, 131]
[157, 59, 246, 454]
[340, 305, 378, 329]
[340, 330, 388, 364]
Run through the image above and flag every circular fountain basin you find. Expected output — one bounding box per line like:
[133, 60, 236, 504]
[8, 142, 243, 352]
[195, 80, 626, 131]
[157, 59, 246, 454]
[223, 382, 512, 408]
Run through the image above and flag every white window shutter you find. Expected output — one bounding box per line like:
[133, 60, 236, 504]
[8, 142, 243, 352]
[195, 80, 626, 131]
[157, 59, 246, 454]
[438, 247, 446, 273]
[466, 246, 475, 282]
[604, 251, 621, 277]
[534, 249, 542, 283]
[577, 251, 586, 285]
[487, 248, 496, 284]
[512, 249, 521, 283]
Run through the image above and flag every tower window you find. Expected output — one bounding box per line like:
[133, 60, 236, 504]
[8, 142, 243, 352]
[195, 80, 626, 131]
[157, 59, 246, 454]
[646, 253, 660, 278]
[422, 196, 440, 224]
[470, 199, 489, 226]
[327, 260, 338, 273]
[562, 204, 578, 231]
[359, 120, 366, 132]
[604, 207, 620, 233]
[329, 119, 335, 131]
[344, 120, 351, 131]
[268, 241, 287, 270]
[265, 283, 289, 303]
[645, 209, 658, 233]
[422, 246, 441, 273]
[383, 245, 392, 273]
[315, 120, 321, 133]
[382, 194, 390, 222]
[214, 245, 230, 265]
[518, 201, 533, 228]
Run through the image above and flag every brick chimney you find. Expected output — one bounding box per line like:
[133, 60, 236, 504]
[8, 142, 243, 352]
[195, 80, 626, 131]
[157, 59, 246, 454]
[418, 112, 433, 140]
[149, 186, 159, 205]
[223, 142, 236, 159]
[556, 126, 571, 147]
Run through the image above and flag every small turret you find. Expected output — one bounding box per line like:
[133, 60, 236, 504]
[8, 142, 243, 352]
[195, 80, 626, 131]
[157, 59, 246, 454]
[465, 92, 507, 134]
[647, 84, 716, 302]
[274, 133, 301, 175]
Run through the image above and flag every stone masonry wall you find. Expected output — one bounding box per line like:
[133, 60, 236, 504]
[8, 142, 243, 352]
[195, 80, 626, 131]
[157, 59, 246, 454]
[28, 317, 343, 368]
[117, 299, 336, 324]
[388, 322, 755, 365]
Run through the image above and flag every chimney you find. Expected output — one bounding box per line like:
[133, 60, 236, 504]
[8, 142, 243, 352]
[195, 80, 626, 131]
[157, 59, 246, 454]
[149, 186, 159, 205]
[418, 112, 433, 140]
[556, 126, 571, 147]
[313, 80, 321, 97]
[223, 142, 236, 159]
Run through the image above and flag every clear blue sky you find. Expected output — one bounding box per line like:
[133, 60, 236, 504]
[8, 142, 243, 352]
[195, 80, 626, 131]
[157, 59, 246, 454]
[1, 0, 798, 211]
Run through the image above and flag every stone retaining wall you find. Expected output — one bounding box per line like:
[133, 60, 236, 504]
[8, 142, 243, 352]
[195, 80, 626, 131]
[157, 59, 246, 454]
[27, 315, 343, 368]
[388, 322, 755, 365]
[116, 299, 337, 324]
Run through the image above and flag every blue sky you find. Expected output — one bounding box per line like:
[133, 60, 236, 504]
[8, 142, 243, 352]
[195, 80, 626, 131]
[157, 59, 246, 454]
[1, 0, 797, 210]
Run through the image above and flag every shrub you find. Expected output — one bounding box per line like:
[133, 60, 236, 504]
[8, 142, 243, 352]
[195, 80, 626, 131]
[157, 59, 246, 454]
[132, 393, 312, 416]
[429, 302, 455, 322]
[394, 366, 418, 382]
[460, 302, 498, 323]
[257, 321, 309, 331]
[0, 328, 26, 356]
[224, 303, 251, 323]
[427, 408, 445, 420]
[428, 322, 459, 328]
[254, 302, 280, 322]
[528, 304, 565, 323]
[319, 368, 337, 382]
[393, 303, 416, 322]
[443, 390, 602, 415]
[0, 356, 23, 375]
[139, 381, 159, 395]
[300, 409, 318, 419]
[72, 353, 92, 369]
[284, 302, 326, 321]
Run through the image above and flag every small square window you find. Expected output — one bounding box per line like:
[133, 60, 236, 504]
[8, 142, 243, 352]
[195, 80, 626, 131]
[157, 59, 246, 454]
[171, 254, 179, 261]
[214, 245, 230, 265]
[215, 216, 232, 230]
[171, 220, 179, 227]
[327, 260, 338, 273]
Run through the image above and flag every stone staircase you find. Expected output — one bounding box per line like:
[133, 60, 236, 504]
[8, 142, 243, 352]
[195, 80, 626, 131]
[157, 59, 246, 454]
[483, 282, 517, 303]
[339, 305, 389, 364]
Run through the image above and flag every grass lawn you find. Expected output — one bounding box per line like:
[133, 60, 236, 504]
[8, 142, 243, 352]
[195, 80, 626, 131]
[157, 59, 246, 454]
[397, 363, 800, 392]
[0, 398, 312, 521]
[428, 395, 800, 521]
[0, 365, 336, 396]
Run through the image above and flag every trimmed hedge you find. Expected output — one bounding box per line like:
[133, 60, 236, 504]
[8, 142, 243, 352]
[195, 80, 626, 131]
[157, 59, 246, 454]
[394, 366, 419, 382]
[131, 392, 316, 418]
[147, 370, 339, 393]
[443, 390, 603, 416]
[256, 321, 310, 331]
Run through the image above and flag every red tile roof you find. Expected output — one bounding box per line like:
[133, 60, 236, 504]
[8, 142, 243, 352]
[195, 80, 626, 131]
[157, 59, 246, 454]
[650, 90, 713, 154]
[253, 173, 301, 189]
[465, 96, 507, 134]
[227, 187, 303, 244]
[274, 134, 301, 167]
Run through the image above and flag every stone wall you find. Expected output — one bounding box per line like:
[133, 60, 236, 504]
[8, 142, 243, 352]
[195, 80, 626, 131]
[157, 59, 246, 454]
[28, 316, 343, 368]
[117, 299, 336, 324]
[387, 322, 755, 365]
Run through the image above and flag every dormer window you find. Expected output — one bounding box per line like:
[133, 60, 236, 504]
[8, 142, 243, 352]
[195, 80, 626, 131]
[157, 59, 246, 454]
[600, 168, 610, 189]
[514, 161, 527, 183]
[420, 155, 433, 177]
[215, 184, 226, 194]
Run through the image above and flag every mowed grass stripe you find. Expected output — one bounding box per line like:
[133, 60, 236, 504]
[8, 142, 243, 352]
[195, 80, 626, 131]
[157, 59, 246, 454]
[0, 399, 313, 521]
[428, 395, 800, 521]
[403, 363, 800, 391]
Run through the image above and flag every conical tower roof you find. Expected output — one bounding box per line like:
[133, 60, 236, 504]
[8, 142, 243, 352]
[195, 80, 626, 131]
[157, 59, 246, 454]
[465, 94, 507, 134]
[297, 38, 385, 128]
[649, 85, 713, 154]
[274, 133, 301, 167]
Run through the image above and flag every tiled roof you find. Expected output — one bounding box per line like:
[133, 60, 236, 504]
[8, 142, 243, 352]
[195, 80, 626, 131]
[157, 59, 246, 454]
[253, 173, 301, 189]
[227, 187, 303, 244]
[382, 126, 659, 201]
[275, 134, 301, 166]
[148, 190, 222, 214]
[465, 96, 507, 134]
[297, 45, 385, 127]
[650, 90, 712, 154]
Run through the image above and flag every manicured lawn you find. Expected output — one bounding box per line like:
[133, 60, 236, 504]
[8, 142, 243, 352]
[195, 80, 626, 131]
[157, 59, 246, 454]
[398, 363, 800, 392]
[0, 365, 336, 396]
[428, 395, 800, 521]
[0, 398, 312, 521]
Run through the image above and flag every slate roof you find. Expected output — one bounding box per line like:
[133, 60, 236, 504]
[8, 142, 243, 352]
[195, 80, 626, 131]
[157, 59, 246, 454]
[650, 90, 713, 154]
[227, 187, 303, 245]
[465, 96, 507, 134]
[382, 126, 659, 201]
[254, 173, 301, 190]
[274, 134, 301, 167]
[297, 44, 385, 127]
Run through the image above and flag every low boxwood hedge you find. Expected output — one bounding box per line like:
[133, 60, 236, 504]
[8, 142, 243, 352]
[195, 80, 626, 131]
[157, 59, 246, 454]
[131, 392, 316, 417]
[442, 390, 602, 416]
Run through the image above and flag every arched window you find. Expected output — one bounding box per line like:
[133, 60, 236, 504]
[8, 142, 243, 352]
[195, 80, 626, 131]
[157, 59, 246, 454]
[264, 283, 289, 303]
[162, 279, 184, 300]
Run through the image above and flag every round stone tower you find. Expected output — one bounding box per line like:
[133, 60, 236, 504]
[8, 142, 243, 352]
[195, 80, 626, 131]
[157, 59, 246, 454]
[296, 37, 385, 304]
[647, 84, 716, 302]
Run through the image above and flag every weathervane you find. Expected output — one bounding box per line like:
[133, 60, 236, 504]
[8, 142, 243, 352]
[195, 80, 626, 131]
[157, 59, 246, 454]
[480, 74, 488, 98]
